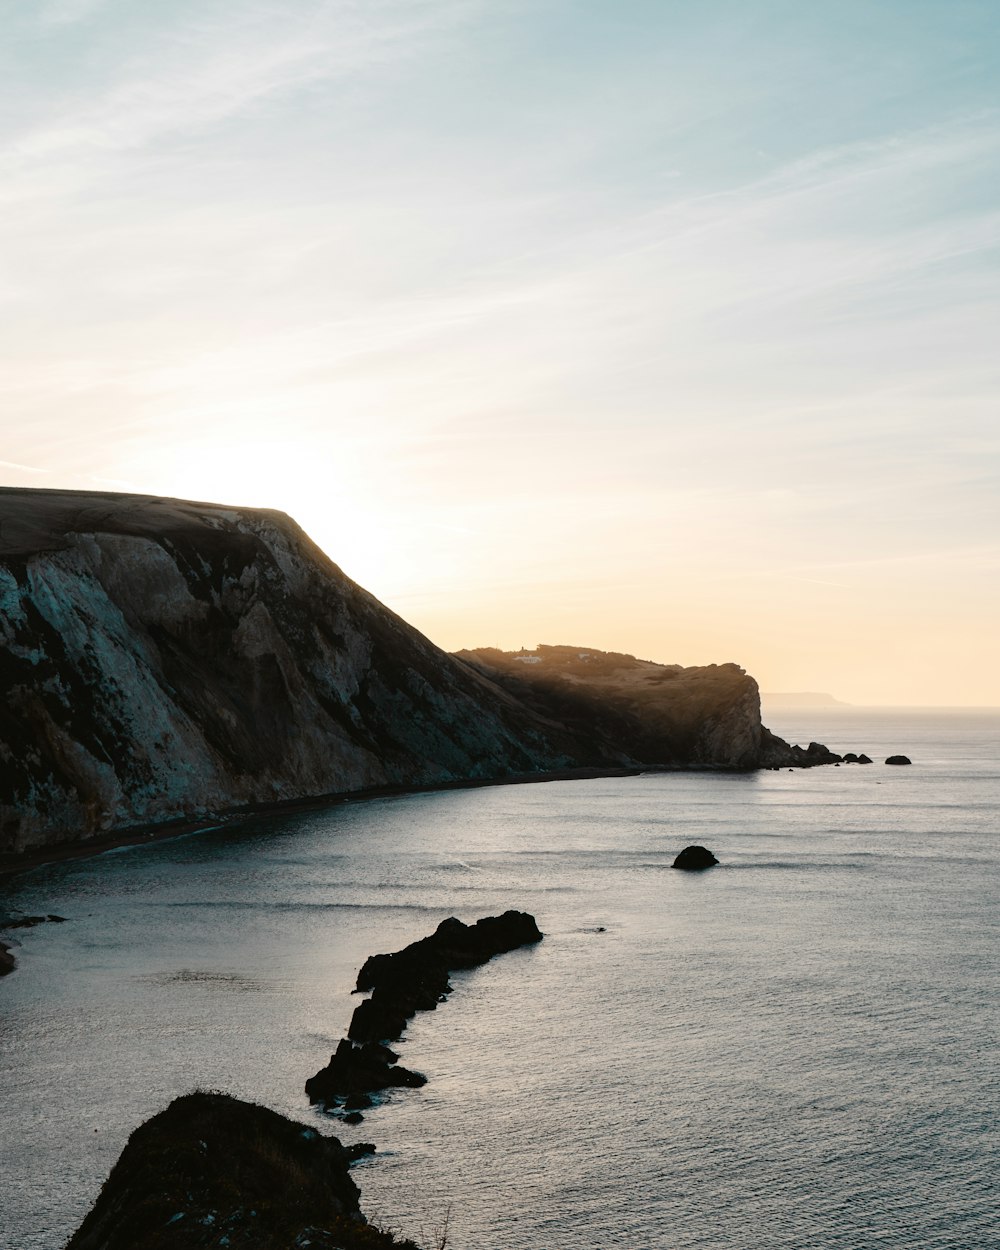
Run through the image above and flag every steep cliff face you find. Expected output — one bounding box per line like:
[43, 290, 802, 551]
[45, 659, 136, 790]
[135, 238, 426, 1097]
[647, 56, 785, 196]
[0, 490, 572, 854]
[454, 646, 811, 770]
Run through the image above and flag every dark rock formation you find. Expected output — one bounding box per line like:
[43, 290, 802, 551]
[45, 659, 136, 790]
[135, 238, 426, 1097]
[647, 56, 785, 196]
[65, 1091, 418, 1250]
[306, 911, 542, 1108]
[305, 1038, 426, 1107]
[885, 755, 912, 765]
[0, 941, 14, 976]
[858, 754, 873, 764]
[672, 845, 719, 871]
[781, 740, 843, 767]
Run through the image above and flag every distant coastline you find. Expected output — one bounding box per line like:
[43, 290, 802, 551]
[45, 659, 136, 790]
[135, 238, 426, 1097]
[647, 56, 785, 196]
[762, 692, 849, 707]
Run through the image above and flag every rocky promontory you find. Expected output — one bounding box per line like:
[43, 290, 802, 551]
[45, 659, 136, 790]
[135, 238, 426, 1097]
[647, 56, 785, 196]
[455, 646, 840, 771]
[65, 1091, 417, 1250]
[307, 910, 542, 1110]
[0, 489, 842, 859]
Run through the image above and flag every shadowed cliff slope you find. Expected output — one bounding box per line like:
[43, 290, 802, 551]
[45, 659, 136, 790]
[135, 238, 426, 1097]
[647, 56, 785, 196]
[454, 646, 809, 771]
[0, 490, 825, 857]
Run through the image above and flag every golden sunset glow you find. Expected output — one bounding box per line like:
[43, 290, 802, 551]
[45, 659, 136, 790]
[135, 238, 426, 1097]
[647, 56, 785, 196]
[1, 2, 997, 705]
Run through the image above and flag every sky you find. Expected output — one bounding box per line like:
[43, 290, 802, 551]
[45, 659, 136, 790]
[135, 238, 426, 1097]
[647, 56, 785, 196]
[1, 0, 998, 705]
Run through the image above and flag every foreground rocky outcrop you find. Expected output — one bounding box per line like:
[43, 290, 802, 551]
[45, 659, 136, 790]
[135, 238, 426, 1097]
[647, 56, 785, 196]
[306, 911, 542, 1111]
[66, 1091, 415, 1250]
[0, 489, 843, 858]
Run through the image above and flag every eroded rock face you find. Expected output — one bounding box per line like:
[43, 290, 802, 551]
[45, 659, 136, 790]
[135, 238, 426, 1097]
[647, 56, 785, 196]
[65, 1091, 417, 1250]
[0, 490, 573, 854]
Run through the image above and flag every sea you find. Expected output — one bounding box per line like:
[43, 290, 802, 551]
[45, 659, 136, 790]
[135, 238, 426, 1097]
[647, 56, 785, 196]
[1, 708, 997, 1250]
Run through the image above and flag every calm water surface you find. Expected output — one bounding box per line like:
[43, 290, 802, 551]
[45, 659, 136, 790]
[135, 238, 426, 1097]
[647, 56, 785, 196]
[1, 709, 997, 1249]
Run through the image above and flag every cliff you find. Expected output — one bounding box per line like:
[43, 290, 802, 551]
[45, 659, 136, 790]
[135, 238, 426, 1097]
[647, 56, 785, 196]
[0, 489, 573, 855]
[0, 489, 829, 858]
[454, 646, 814, 770]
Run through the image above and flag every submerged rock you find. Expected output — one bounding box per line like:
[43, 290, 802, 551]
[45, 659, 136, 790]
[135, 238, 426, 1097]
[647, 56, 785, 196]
[885, 755, 912, 766]
[3, 913, 67, 929]
[65, 1091, 418, 1250]
[672, 845, 719, 871]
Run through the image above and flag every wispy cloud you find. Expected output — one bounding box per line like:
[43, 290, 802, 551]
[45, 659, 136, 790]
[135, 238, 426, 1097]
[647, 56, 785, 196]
[35, 0, 111, 28]
[2, 1, 479, 189]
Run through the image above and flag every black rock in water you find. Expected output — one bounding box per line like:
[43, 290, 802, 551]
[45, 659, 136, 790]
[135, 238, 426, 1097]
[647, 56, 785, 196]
[307, 911, 542, 1107]
[885, 755, 912, 765]
[784, 741, 843, 767]
[0, 942, 14, 976]
[672, 845, 719, 871]
[65, 1091, 418, 1250]
[305, 1038, 426, 1107]
[858, 754, 873, 764]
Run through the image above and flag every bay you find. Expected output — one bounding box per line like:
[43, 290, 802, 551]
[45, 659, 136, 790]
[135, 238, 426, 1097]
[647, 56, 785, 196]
[1, 709, 997, 1249]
